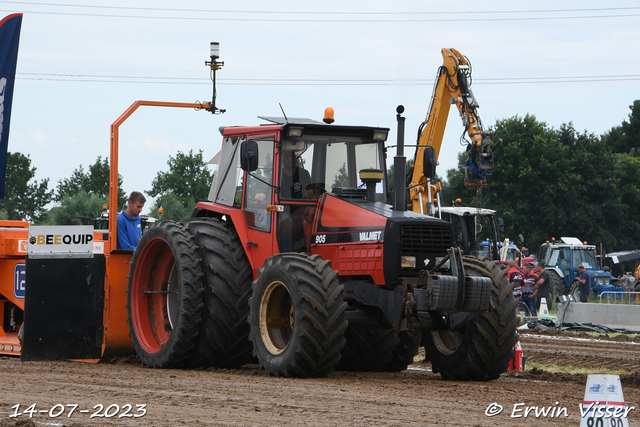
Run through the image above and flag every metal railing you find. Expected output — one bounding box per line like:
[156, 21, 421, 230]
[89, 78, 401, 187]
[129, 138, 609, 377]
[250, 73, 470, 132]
[598, 291, 640, 305]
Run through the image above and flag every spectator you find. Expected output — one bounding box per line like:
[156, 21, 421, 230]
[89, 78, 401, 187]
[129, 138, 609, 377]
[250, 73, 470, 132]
[507, 260, 523, 300]
[532, 262, 551, 312]
[576, 265, 591, 302]
[520, 263, 538, 316]
[117, 191, 146, 250]
[619, 272, 630, 291]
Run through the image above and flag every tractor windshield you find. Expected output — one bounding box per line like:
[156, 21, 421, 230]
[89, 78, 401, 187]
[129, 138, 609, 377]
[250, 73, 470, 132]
[547, 247, 597, 269]
[279, 135, 386, 202]
[571, 248, 598, 269]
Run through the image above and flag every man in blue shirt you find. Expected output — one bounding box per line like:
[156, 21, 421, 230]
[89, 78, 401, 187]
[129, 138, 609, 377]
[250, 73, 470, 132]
[117, 191, 146, 250]
[577, 264, 591, 302]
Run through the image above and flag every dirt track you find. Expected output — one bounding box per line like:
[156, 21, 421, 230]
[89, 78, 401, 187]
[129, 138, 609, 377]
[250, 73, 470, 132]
[0, 330, 639, 426]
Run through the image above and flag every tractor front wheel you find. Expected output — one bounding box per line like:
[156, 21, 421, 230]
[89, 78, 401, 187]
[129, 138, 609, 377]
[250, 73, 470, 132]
[385, 330, 421, 372]
[337, 326, 399, 372]
[569, 280, 581, 302]
[422, 257, 519, 381]
[127, 221, 204, 368]
[338, 327, 421, 372]
[249, 253, 347, 378]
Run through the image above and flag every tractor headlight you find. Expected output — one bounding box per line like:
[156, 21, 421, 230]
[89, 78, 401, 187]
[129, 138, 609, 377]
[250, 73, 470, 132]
[401, 256, 416, 269]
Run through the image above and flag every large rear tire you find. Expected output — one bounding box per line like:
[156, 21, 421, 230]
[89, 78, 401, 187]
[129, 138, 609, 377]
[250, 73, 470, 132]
[548, 270, 567, 309]
[249, 253, 347, 378]
[127, 221, 204, 368]
[183, 218, 253, 368]
[422, 257, 519, 381]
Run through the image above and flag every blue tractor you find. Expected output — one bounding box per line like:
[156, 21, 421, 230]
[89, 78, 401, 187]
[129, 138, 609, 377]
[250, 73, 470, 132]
[537, 237, 612, 305]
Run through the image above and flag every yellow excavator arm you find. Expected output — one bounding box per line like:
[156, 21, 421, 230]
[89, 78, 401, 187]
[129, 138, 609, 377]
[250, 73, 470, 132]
[409, 48, 500, 215]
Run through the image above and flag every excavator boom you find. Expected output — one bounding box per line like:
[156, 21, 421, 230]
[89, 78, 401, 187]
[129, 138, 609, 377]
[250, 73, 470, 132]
[410, 48, 500, 215]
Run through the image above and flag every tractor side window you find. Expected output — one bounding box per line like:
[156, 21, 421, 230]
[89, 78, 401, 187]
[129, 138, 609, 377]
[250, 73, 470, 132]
[539, 246, 549, 265]
[558, 248, 571, 268]
[211, 136, 244, 207]
[245, 139, 274, 232]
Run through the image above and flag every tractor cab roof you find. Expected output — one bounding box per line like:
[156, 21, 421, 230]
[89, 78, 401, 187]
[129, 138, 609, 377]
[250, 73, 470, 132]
[438, 206, 496, 216]
[544, 237, 594, 249]
[219, 116, 389, 139]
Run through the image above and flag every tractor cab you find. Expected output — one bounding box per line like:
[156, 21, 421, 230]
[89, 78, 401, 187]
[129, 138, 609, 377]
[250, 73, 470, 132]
[202, 117, 391, 268]
[537, 237, 611, 302]
[438, 206, 502, 260]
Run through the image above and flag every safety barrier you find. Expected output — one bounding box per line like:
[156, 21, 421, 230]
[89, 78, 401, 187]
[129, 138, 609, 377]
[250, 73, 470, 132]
[558, 300, 640, 330]
[598, 291, 640, 305]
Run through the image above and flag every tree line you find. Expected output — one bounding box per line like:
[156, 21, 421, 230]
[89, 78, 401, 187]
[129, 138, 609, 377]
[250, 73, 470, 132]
[440, 100, 640, 256]
[0, 150, 212, 225]
[1, 99, 639, 259]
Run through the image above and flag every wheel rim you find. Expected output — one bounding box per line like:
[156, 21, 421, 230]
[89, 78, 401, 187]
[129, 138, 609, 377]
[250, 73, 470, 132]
[431, 330, 464, 355]
[572, 286, 580, 302]
[167, 265, 180, 329]
[259, 280, 293, 355]
[130, 237, 179, 354]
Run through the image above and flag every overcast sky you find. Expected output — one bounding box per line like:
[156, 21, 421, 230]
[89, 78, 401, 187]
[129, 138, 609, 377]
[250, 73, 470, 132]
[2, 1, 639, 213]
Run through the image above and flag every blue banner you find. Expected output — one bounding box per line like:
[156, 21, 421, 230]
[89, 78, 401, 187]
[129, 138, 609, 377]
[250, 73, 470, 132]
[0, 13, 22, 199]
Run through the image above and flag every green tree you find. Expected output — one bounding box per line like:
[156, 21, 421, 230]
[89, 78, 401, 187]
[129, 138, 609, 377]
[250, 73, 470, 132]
[442, 114, 639, 254]
[332, 163, 349, 188]
[0, 152, 52, 222]
[45, 191, 108, 226]
[603, 100, 640, 154]
[147, 150, 213, 220]
[55, 156, 126, 207]
[149, 192, 194, 221]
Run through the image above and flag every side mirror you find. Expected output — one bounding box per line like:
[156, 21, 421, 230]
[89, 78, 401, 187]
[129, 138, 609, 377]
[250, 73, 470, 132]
[241, 140, 259, 172]
[497, 218, 505, 233]
[422, 146, 437, 179]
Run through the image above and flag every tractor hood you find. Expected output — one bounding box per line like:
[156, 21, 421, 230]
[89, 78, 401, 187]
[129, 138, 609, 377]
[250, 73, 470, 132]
[310, 193, 455, 285]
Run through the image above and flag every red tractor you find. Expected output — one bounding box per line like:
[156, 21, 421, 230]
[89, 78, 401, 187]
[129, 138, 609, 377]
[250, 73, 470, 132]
[127, 111, 519, 380]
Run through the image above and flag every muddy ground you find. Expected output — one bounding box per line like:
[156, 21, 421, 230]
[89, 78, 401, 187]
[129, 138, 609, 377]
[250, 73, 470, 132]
[0, 330, 638, 426]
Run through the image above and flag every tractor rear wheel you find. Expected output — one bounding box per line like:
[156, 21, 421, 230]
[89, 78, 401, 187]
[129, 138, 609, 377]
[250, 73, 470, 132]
[127, 221, 204, 368]
[422, 257, 519, 381]
[183, 218, 253, 368]
[249, 253, 347, 378]
[548, 270, 566, 309]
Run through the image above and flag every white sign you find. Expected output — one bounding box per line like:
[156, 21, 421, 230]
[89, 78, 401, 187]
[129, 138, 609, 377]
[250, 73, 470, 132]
[580, 375, 631, 427]
[28, 225, 94, 255]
